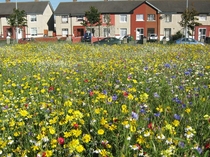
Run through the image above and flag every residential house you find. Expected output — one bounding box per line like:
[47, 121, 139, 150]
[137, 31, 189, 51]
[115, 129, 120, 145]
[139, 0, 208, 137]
[54, 1, 160, 41]
[55, 0, 210, 42]
[148, 0, 210, 41]
[0, 0, 54, 40]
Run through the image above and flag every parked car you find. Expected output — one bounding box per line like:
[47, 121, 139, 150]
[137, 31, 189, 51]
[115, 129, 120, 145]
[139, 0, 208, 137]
[93, 37, 121, 45]
[175, 38, 205, 46]
[82, 32, 92, 42]
[149, 33, 158, 41]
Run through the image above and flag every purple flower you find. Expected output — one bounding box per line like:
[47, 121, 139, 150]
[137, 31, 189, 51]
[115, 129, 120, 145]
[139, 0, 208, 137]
[112, 94, 117, 101]
[174, 114, 181, 120]
[164, 63, 171, 68]
[131, 111, 139, 120]
[140, 109, 146, 114]
[196, 147, 203, 154]
[153, 92, 160, 98]
[154, 112, 160, 117]
[178, 142, 185, 148]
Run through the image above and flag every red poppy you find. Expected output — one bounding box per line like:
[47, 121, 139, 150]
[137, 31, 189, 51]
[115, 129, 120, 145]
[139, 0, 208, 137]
[89, 91, 94, 97]
[24, 104, 29, 108]
[48, 86, 54, 92]
[73, 123, 79, 129]
[84, 79, 89, 83]
[205, 143, 210, 149]
[123, 91, 128, 97]
[42, 152, 46, 157]
[148, 122, 153, 130]
[58, 137, 65, 145]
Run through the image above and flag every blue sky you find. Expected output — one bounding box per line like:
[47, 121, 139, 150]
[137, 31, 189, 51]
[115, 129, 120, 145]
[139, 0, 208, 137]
[0, 0, 103, 10]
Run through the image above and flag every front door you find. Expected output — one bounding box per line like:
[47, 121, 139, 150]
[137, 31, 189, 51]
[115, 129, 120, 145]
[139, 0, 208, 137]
[198, 28, 206, 41]
[136, 28, 144, 40]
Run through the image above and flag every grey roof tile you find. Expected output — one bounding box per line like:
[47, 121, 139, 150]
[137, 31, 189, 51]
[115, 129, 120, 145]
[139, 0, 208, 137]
[0, 1, 52, 15]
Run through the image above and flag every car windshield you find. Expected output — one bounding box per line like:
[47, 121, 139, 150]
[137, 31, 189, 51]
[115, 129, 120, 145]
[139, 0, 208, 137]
[150, 34, 157, 37]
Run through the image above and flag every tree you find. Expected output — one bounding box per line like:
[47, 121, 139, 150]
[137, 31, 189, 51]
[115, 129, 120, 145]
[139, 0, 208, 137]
[7, 8, 27, 28]
[179, 6, 201, 38]
[81, 6, 101, 36]
[7, 8, 27, 42]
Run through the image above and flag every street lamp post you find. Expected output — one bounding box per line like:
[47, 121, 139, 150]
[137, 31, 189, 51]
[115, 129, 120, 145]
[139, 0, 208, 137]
[185, 0, 188, 39]
[16, 0, 18, 43]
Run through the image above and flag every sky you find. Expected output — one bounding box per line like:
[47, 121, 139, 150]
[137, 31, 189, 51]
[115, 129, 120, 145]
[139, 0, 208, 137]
[0, 0, 103, 10]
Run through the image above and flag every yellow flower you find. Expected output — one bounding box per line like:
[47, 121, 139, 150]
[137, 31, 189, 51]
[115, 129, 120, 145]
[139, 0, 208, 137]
[82, 134, 91, 143]
[156, 105, 163, 113]
[41, 88, 46, 93]
[172, 120, 180, 127]
[49, 126, 56, 135]
[98, 129, 104, 135]
[76, 145, 85, 153]
[121, 105, 128, 113]
[19, 109, 29, 117]
[64, 100, 72, 107]
[127, 93, 134, 100]
[140, 93, 149, 102]
[46, 150, 53, 157]
[185, 108, 191, 113]
[95, 108, 101, 114]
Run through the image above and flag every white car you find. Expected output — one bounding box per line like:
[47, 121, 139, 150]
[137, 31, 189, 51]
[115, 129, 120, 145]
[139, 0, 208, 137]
[149, 34, 158, 41]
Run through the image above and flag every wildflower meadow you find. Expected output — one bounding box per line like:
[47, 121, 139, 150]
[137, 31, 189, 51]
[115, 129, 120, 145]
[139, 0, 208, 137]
[0, 43, 210, 157]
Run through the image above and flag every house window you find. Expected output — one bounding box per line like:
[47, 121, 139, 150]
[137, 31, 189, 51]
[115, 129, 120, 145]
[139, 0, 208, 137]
[76, 16, 84, 21]
[62, 28, 68, 37]
[147, 14, 155, 21]
[199, 14, 207, 21]
[120, 15, 127, 23]
[30, 15, 37, 22]
[120, 28, 127, 37]
[61, 15, 68, 23]
[103, 28, 110, 37]
[165, 14, 172, 22]
[31, 27, 37, 36]
[136, 14, 144, 21]
[199, 28, 206, 41]
[103, 15, 110, 23]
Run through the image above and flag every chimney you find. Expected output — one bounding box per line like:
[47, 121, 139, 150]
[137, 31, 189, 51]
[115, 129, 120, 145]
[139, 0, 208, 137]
[6, 0, 10, 3]
[73, 0, 77, 2]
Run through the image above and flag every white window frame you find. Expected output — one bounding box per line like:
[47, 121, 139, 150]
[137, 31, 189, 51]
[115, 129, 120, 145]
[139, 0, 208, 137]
[136, 14, 144, 21]
[61, 15, 68, 23]
[62, 28, 68, 37]
[30, 15, 37, 22]
[31, 27, 37, 36]
[76, 16, 84, 22]
[165, 14, 172, 22]
[103, 27, 110, 37]
[199, 14, 207, 21]
[120, 15, 127, 23]
[147, 14, 155, 21]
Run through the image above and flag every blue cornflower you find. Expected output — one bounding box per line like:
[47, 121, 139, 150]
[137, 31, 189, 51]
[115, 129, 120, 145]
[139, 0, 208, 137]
[132, 111, 139, 120]
[140, 109, 146, 114]
[178, 142, 185, 148]
[112, 94, 117, 101]
[174, 114, 181, 120]
[164, 63, 171, 68]
[154, 112, 160, 117]
[153, 92, 160, 98]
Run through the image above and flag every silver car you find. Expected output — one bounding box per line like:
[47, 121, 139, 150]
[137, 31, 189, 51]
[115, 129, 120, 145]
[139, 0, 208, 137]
[175, 38, 205, 46]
